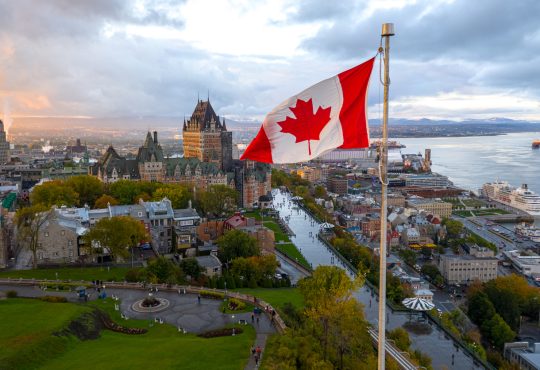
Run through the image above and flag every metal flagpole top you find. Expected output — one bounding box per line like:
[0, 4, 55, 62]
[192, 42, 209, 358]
[381, 23, 395, 37]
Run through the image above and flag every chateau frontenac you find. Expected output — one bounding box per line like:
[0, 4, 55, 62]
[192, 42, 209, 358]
[90, 99, 271, 207]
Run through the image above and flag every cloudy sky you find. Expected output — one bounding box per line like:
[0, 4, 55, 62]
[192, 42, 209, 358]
[1, 0, 539, 123]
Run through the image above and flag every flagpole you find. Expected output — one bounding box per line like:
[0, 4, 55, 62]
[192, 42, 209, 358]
[377, 22, 394, 370]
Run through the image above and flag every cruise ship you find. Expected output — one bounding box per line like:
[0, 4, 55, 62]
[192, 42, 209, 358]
[481, 181, 540, 216]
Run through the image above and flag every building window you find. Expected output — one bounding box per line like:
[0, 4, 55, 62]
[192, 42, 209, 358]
[61, 230, 65, 236]
[68, 240, 73, 246]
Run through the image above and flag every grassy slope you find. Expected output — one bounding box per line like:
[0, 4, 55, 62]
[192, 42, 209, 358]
[0, 298, 90, 369]
[0, 266, 131, 282]
[0, 298, 255, 370]
[41, 325, 255, 370]
[275, 243, 310, 270]
[235, 287, 304, 310]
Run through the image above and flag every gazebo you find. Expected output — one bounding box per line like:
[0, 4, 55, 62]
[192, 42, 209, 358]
[402, 297, 435, 322]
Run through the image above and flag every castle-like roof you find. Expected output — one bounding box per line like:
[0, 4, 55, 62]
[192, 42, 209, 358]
[137, 132, 164, 162]
[183, 100, 225, 132]
[164, 157, 224, 177]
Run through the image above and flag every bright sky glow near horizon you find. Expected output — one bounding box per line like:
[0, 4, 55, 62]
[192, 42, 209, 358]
[1, 0, 540, 122]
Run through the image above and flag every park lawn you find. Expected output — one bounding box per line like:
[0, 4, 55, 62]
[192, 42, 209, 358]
[0, 266, 131, 282]
[263, 221, 289, 242]
[0, 298, 90, 368]
[275, 243, 310, 270]
[453, 210, 473, 217]
[41, 324, 255, 370]
[0, 297, 255, 370]
[235, 287, 304, 310]
[462, 199, 486, 207]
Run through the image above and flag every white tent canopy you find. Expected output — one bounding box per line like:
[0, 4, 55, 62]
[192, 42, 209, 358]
[320, 222, 334, 229]
[402, 297, 435, 311]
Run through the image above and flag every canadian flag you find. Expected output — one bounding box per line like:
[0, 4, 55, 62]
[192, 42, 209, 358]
[241, 57, 375, 164]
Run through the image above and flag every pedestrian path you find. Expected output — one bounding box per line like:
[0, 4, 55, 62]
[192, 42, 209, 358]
[244, 333, 269, 369]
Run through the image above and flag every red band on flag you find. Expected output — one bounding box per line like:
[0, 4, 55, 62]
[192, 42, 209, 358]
[240, 126, 273, 163]
[338, 57, 375, 149]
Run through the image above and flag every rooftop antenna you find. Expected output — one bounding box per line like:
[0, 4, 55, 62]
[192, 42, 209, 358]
[207, 89, 210, 102]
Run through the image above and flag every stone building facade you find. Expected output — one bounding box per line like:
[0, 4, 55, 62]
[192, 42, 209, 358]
[183, 100, 233, 172]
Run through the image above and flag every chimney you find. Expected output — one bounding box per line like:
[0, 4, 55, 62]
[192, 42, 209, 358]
[153, 131, 158, 144]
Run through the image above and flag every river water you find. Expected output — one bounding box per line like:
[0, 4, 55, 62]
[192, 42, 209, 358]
[391, 132, 540, 195]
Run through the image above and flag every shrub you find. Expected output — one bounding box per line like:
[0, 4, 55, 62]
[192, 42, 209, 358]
[198, 327, 244, 338]
[199, 290, 225, 300]
[40, 295, 67, 303]
[6, 290, 18, 298]
[125, 268, 145, 282]
[227, 298, 246, 311]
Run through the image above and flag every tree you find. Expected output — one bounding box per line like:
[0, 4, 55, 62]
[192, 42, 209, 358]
[108, 180, 160, 204]
[217, 230, 259, 262]
[197, 185, 237, 218]
[30, 180, 79, 207]
[388, 327, 411, 352]
[94, 194, 119, 209]
[421, 264, 441, 282]
[482, 313, 515, 349]
[82, 216, 148, 261]
[468, 291, 496, 325]
[179, 258, 202, 280]
[421, 246, 432, 259]
[484, 274, 539, 330]
[313, 185, 327, 199]
[444, 219, 464, 239]
[399, 249, 417, 266]
[152, 184, 191, 208]
[299, 266, 365, 362]
[66, 175, 104, 207]
[16, 205, 52, 269]
[146, 256, 184, 284]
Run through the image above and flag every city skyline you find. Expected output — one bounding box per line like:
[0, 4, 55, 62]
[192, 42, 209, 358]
[1, 0, 540, 125]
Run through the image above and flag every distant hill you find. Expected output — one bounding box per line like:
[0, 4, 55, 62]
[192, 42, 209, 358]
[368, 117, 539, 126]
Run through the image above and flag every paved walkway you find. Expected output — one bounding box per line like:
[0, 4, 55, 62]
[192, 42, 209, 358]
[0, 282, 276, 364]
[244, 333, 269, 369]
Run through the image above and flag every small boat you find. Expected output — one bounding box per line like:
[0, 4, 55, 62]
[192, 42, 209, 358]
[532, 139, 540, 149]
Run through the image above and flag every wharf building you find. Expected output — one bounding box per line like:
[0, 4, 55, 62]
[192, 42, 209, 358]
[90, 99, 270, 208]
[406, 197, 453, 218]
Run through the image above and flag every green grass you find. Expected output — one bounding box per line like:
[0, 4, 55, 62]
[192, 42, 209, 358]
[0, 266, 131, 282]
[275, 243, 310, 270]
[234, 288, 304, 311]
[462, 199, 486, 208]
[0, 298, 90, 369]
[454, 209, 510, 217]
[262, 221, 289, 242]
[0, 297, 255, 370]
[41, 325, 255, 370]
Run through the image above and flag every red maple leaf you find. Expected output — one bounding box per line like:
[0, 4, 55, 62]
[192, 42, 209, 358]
[277, 98, 332, 155]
